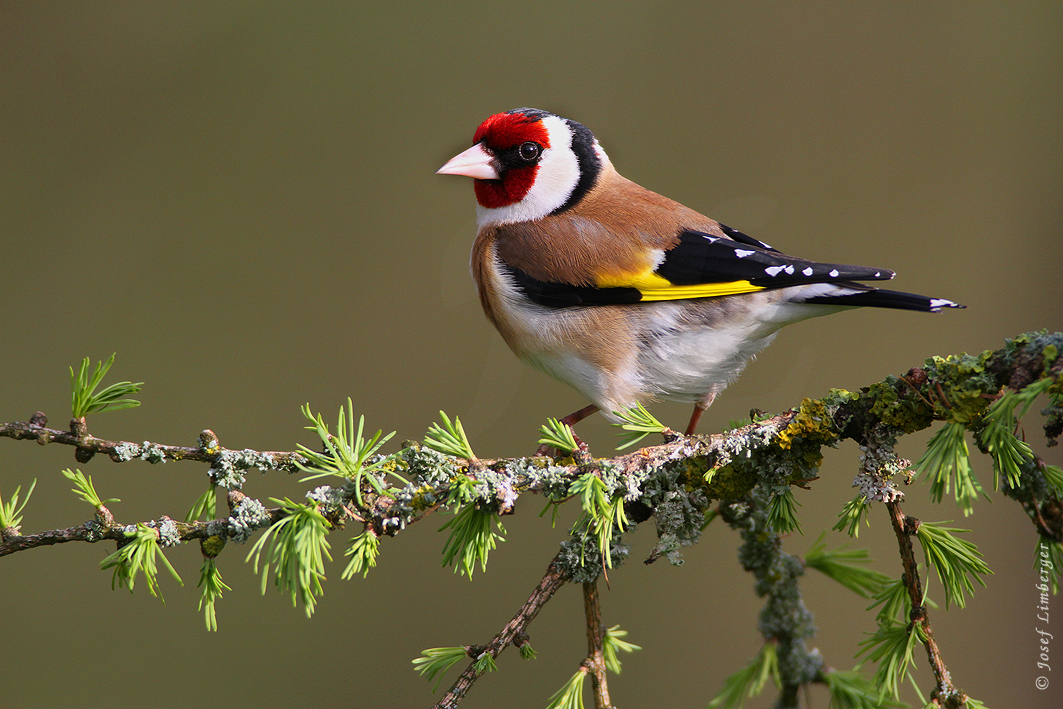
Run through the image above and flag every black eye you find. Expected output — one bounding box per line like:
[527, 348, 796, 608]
[518, 142, 542, 162]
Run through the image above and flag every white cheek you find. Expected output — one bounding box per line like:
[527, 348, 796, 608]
[476, 115, 581, 227]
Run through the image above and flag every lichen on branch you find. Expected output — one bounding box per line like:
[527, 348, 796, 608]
[1, 331, 1061, 709]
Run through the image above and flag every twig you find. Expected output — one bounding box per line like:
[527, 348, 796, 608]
[0, 506, 286, 558]
[721, 488, 821, 707]
[2, 332, 1060, 709]
[1011, 454, 1063, 543]
[898, 370, 935, 409]
[884, 500, 967, 708]
[433, 551, 570, 709]
[0, 408, 780, 561]
[0, 415, 306, 471]
[582, 580, 613, 709]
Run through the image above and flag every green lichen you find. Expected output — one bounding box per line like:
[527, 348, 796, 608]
[701, 462, 758, 500]
[923, 352, 996, 424]
[406, 484, 439, 512]
[696, 408, 830, 509]
[825, 388, 860, 403]
[724, 488, 823, 690]
[867, 377, 935, 433]
[1044, 343, 1059, 369]
[201, 534, 225, 558]
[776, 398, 837, 450]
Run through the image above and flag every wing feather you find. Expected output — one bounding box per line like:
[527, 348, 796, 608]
[652, 229, 894, 290]
[501, 226, 898, 308]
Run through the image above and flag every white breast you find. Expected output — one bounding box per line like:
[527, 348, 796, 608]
[633, 301, 780, 404]
[480, 248, 641, 416]
[479, 254, 847, 420]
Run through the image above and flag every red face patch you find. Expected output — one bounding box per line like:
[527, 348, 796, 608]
[472, 112, 551, 209]
[473, 112, 551, 150]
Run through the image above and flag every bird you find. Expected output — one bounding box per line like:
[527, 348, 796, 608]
[437, 107, 963, 437]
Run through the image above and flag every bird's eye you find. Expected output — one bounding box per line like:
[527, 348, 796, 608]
[518, 142, 542, 162]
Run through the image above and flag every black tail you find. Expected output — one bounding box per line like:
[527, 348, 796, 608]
[803, 286, 965, 313]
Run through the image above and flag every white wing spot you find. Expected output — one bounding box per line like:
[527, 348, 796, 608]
[702, 235, 718, 242]
[802, 267, 814, 277]
[829, 269, 840, 278]
[874, 271, 881, 277]
[930, 298, 957, 310]
[735, 249, 755, 259]
[764, 265, 786, 277]
[784, 265, 795, 275]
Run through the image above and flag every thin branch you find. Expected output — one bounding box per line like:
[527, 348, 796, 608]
[0, 504, 286, 557]
[1, 331, 1060, 709]
[4, 333, 1061, 563]
[721, 487, 820, 707]
[0, 414, 305, 471]
[582, 580, 613, 709]
[0, 412, 782, 559]
[433, 551, 570, 709]
[884, 500, 967, 708]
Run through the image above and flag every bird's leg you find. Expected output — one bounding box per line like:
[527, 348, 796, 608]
[536, 404, 599, 456]
[685, 392, 717, 435]
[560, 403, 599, 428]
[684, 406, 705, 436]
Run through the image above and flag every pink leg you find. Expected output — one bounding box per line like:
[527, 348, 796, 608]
[560, 403, 599, 427]
[536, 404, 599, 456]
[685, 392, 717, 435]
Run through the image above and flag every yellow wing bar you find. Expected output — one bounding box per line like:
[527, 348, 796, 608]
[596, 270, 764, 301]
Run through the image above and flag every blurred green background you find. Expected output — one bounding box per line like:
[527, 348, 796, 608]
[1, 2, 1060, 707]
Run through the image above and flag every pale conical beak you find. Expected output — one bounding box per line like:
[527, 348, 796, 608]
[437, 143, 499, 180]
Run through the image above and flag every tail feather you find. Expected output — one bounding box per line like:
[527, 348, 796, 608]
[802, 286, 965, 313]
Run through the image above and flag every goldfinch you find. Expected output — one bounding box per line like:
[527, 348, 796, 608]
[438, 108, 962, 436]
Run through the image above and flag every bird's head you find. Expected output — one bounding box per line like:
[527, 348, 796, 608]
[437, 108, 607, 226]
